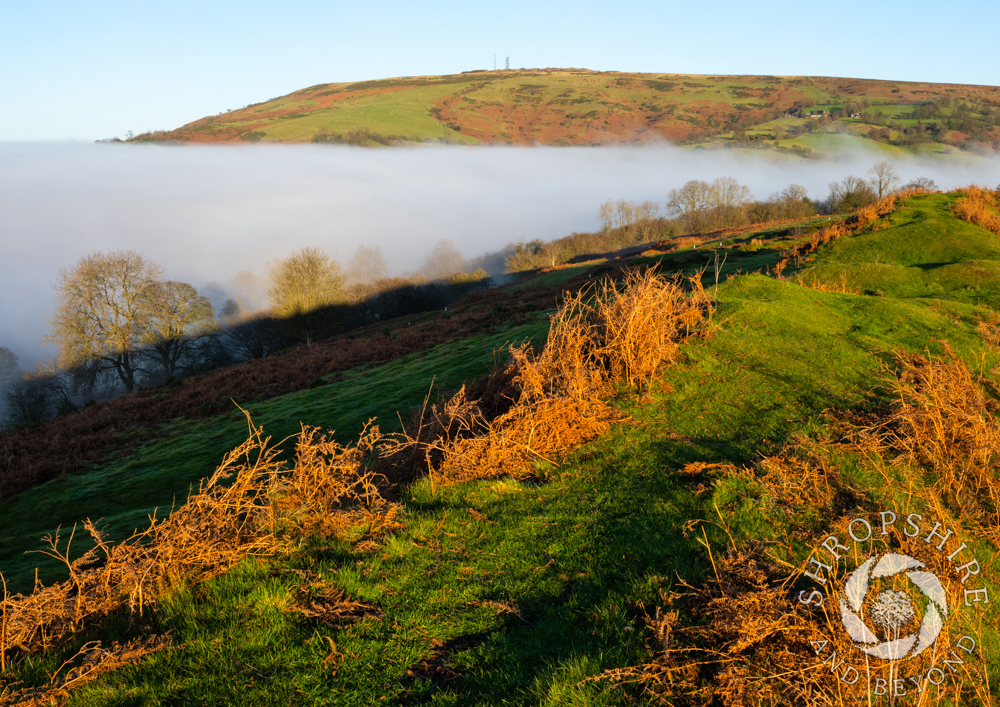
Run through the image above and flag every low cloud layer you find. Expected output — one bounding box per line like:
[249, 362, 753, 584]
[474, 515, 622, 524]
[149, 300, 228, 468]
[2, 141, 999, 367]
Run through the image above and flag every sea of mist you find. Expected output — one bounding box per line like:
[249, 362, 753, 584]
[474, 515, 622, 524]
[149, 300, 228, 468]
[2, 140, 1000, 370]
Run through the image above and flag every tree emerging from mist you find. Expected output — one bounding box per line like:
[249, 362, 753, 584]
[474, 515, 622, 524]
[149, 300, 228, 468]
[229, 270, 268, 314]
[666, 177, 754, 233]
[825, 175, 878, 213]
[46, 250, 164, 394]
[422, 240, 467, 281]
[139, 280, 216, 383]
[598, 199, 660, 232]
[346, 245, 389, 302]
[268, 246, 347, 345]
[347, 245, 389, 285]
[867, 160, 902, 200]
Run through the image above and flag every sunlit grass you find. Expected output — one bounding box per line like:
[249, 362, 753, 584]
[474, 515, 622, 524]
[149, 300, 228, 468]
[5, 197, 1000, 704]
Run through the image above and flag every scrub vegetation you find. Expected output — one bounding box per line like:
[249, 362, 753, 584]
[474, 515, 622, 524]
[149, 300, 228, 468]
[3, 186, 1000, 705]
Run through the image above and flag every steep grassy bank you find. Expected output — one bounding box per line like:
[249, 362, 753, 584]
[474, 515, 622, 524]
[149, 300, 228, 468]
[802, 192, 1000, 306]
[3, 194, 1000, 705]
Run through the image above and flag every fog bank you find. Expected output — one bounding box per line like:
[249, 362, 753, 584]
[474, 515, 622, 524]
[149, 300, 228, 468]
[2, 141, 999, 367]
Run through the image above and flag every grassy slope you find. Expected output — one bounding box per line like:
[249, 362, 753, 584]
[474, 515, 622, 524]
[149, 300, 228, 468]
[0, 320, 549, 594]
[802, 193, 1000, 307]
[3, 195, 999, 704]
[247, 84, 478, 143]
[145, 70, 1000, 154]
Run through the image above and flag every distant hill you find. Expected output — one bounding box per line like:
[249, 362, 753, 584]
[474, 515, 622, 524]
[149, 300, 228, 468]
[135, 68, 1000, 155]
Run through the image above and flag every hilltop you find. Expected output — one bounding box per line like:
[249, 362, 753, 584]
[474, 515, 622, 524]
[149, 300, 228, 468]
[2, 188, 1000, 704]
[133, 69, 1000, 156]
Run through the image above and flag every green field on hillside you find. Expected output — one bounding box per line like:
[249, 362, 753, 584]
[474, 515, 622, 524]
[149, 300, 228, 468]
[137, 70, 1000, 154]
[4, 195, 1000, 706]
[231, 84, 477, 143]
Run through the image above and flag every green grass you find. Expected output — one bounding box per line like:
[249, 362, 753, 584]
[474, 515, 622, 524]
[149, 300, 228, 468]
[251, 84, 478, 143]
[0, 320, 549, 595]
[779, 130, 898, 156]
[801, 193, 1000, 307]
[27, 270, 994, 705]
[762, 126, 969, 159]
[5, 197, 1000, 704]
[510, 260, 608, 291]
[794, 82, 837, 105]
[863, 103, 917, 119]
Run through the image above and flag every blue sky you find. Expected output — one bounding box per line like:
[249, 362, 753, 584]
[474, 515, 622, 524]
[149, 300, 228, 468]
[2, 0, 998, 140]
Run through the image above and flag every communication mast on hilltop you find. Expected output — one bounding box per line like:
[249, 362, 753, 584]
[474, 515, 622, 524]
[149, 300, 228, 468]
[494, 54, 496, 71]
[505, 56, 509, 70]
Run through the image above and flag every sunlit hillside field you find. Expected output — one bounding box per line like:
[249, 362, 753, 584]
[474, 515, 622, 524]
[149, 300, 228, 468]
[2, 192, 1000, 705]
[139, 69, 1000, 154]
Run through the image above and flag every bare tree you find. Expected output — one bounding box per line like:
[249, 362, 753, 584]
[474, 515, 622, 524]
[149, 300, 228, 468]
[867, 160, 901, 200]
[29, 358, 77, 416]
[667, 177, 753, 233]
[347, 245, 388, 285]
[710, 176, 753, 209]
[779, 184, 809, 203]
[139, 280, 217, 383]
[600, 200, 662, 243]
[0, 346, 16, 380]
[422, 240, 467, 280]
[1, 357, 78, 427]
[633, 200, 662, 242]
[826, 176, 877, 213]
[666, 180, 712, 234]
[46, 250, 163, 393]
[224, 314, 288, 360]
[599, 199, 636, 232]
[598, 200, 616, 231]
[707, 176, 753, 229]
[3, 377, 53, 427]
[634, 200, 661, 221]
[903, 177, 938, 192]
[268, 246, 347, 345]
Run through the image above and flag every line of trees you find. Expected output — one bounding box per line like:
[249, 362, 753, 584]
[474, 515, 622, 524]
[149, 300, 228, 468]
[504, 161, 935, 274]
[2, 241, 495, 429]
[822, 161, 939, 214]
[504, 177, 816, 273]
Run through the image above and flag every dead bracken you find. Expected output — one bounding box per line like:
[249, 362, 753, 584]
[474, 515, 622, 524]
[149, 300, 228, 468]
[1, 267, 714, 702]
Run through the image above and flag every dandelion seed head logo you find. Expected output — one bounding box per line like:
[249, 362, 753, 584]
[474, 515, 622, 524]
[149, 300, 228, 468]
[795, 511, 990, 698]
[870, 590, 915, 631]
[838, 552, 949, 661]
